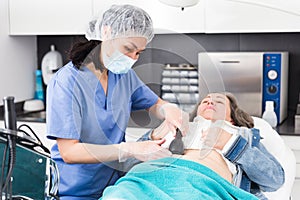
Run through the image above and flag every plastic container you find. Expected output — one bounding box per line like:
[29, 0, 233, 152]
[262, 101, 278, 128]
[34, 69, 44, 102]
[41, 44, 63, 85]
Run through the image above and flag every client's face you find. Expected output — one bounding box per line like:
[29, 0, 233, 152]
[197, 93, 232, 122]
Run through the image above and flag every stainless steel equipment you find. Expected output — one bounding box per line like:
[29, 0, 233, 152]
[198, 52, 289, 124]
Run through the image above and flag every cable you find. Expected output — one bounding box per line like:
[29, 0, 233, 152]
[49, 193, 60, 200]
[9, 175, 12, 200]
[0, 142, 8, 200]
[2, 96, 18, 199]
[104, 170, 117, 189]
[2, 135, 16, 197]
[46, 163, 59, 200]
[17, 124, 43, 145]
[17, 125, 50, 154]
[0, 135, 16, 199]
[16, 125, 56, 199]
[17, 130, 50, 154]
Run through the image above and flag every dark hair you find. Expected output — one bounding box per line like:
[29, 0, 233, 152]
[67, 39, 101, 69]
[226, 93, 254, 128]
[189, 92, 254, 128]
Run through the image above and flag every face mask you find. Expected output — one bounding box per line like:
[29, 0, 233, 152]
[102, 50, 137, 74]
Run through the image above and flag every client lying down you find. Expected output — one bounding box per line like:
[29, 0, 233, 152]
[101, 93, 284, 200]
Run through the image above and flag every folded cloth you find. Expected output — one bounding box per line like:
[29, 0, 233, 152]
[100, 157, 258, 200]
[183, 116, 240, 150]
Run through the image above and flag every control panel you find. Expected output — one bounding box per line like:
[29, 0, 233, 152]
[262, 53, 282, 123]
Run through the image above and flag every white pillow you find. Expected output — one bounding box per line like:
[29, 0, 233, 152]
[252, 117, 296, 200]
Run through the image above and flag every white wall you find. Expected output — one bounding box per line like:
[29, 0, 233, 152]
[0, 0, 37, 105]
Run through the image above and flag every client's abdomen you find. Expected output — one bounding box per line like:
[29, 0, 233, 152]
[181, 149, 233, 182]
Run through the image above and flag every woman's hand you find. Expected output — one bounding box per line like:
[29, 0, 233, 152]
[151, 120, 172, 140]
[159, 103, 189, 136]
[119, 140, 172, 162]
[148, 99, 189, 137]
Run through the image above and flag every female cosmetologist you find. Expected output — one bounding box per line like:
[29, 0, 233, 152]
[46, 4, 188, 199]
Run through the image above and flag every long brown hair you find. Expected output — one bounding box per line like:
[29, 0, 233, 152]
[189, 92, 254, 128]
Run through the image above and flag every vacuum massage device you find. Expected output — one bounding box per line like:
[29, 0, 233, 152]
[0, 97, 59, 199]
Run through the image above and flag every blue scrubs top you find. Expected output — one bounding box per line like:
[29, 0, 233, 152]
[46, 62, 158, 199]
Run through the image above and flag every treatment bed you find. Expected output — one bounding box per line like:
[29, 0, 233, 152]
[104, 117, 296, 200]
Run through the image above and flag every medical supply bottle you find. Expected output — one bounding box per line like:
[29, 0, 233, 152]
[34, 69, 44, 102]
[262, 101, 278, 128]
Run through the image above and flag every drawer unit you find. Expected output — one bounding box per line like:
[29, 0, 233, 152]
[161, 64, 199, 112]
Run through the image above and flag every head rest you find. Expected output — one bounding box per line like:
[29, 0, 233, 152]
[252, 117, 296, 200]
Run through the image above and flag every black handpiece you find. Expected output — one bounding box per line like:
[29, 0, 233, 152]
[3, 96, 17, 131]
[169, 128, 184, 155]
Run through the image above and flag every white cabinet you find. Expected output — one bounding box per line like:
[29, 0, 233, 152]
[9, 0, 93, 35]
[9, 0, 205, 35]
[205, 0, 300, 33]
[93, 0, 205, 34]
[281, 135, 300, 200]
[9, 0, 300, 35]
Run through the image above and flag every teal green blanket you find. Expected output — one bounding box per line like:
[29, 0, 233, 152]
[101, 157, 258, 200]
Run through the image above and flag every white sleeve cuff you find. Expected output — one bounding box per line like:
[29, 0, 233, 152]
[221, 133, 239, 155]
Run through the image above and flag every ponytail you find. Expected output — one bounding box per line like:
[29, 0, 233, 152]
[68, 39, 101, 69]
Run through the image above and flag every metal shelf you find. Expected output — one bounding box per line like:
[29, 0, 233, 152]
[161, 64, 199, 112]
